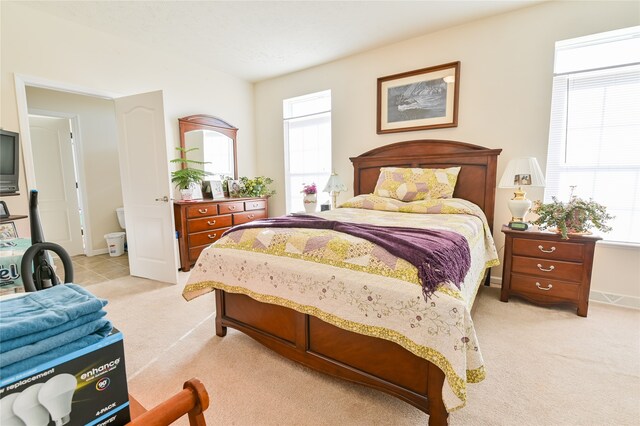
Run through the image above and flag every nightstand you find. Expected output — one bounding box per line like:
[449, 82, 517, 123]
[500, 225, 601, 317]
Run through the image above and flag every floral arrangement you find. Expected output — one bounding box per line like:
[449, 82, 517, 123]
[237, 176, 275, 197]
[531, 187, 613, 239]
[301, 183, 317, 195]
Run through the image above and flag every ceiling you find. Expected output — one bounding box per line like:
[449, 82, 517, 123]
[22, 1, 543, 82]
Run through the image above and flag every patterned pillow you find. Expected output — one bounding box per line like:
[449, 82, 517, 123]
[373, 167, 461, 201]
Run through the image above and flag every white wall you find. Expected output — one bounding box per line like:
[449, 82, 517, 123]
[1, 1, 256, 237]
[26, 87, 123, 254]
[254, 1, 640, 302]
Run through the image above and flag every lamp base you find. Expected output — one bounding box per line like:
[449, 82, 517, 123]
[331, 192, 340, 210]
[507, 196, 532, 223]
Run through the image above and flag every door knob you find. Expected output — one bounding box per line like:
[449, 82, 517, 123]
[155, 196, 169, 202]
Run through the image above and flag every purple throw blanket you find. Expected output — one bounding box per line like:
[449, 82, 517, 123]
[223, 215, 471, 300]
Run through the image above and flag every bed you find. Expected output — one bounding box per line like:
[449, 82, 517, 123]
[183, 140, 501, 425]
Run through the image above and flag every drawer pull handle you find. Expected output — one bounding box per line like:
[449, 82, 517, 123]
[535, 282, 553, 291]
[248, 214, 255, 219]
[207, 220, 216, 226]
[207, 233, 217, 239]
[198, 208, 208, 214]
[253, 203, 259, 207]
[537, 264, 555, 272]
[538, 245, 556, 253]
[229, 206, 236, 210]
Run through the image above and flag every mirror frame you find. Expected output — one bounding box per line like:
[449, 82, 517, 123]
[178, 114, 238, 179]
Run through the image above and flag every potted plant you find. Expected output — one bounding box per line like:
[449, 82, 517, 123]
[531, 187, 613, 239]
[301, 183, 317, 213]
[170, 147, 211, 200]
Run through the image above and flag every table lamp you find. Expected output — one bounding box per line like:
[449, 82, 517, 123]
[323, 172, 347, 209]
[498, 157, 545, 223]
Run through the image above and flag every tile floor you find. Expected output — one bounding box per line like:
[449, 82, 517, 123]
[53, 252, 130, 285]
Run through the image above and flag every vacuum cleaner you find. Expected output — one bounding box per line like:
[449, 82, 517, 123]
[20, 190, 73, 291]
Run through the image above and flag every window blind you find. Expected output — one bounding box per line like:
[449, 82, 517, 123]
[545, 27, 640, 244]
[283, 91, 332, 213]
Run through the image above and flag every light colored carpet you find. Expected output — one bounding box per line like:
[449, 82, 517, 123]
[84, 276, 640, 425]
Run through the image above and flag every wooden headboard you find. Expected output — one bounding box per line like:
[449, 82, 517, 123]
[349, 140, 502, 230]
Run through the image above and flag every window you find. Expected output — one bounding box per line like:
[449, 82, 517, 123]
[283, 90, 332, 213]
[545, 26, 640, 244]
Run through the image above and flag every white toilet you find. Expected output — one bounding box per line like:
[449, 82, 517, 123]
[114, 207, 128, 254]
[116, 207, 126, 230]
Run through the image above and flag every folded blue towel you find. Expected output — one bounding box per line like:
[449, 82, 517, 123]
[0, 322, 113, 379]
[0, 318, 112, 367]
[0, 284, 107, 342]
[0, 310, 107, 353]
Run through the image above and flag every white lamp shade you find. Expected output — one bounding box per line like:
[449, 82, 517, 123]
[323, 173, 347, 193]
[498, 157, 546, 188]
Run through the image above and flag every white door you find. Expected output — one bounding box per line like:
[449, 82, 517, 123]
[114, 91, 178, 284]
[29, 116, 85, 256]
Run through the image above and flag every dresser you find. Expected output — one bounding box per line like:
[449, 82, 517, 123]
[174, 197, 268, 272]
[500, 225, 601, 317]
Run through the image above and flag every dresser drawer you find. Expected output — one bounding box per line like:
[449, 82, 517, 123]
[234, 210, 267, 225]
[512, 238, 584, 262]
[511, 274, 581, 300]
[189, 245, 209, 263]
[245, 200, 266, 211]
[511, 256, 583, 282]
[188, 227, 231, 247]
[219, 202, 245, 214]
[187, 214, 232, 233]
[186, 204, 219, 218]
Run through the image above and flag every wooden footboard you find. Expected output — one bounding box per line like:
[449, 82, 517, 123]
[215, 290, 449, 425]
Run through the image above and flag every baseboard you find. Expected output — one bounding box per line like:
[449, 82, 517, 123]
[87, 248, 109, 256]
[589, 290, 640, 310]
[489, 276, 639, 310]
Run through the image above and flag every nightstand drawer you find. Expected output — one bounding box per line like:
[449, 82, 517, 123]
[511, 274, 581, 300]
[187, 214, 233, 233]
[511, 256, 583, 282]
[512, 238, 584, 262]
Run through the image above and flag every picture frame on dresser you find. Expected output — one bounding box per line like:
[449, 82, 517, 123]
[210, 180, 225, 199]
[201, 180, 213, 199]
[228, 180, 244, 198]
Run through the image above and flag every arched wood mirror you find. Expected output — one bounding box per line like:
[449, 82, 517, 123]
[178, 115, 238, 180]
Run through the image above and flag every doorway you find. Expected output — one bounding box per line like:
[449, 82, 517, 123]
[25, 87, 123, 258]
[28, 113, 85, 257]
[15, 75, 179, 284]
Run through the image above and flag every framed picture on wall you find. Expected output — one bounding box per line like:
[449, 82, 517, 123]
[377, 61, 460, 134]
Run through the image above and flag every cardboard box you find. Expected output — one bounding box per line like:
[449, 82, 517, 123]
[0, 330, 130, 426]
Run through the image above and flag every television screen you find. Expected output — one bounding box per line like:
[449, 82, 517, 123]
[0, 133, 16, 175]
[0, 130, 19, 194]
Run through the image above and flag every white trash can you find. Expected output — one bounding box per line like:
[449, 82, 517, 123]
[104, 232, 126, 257]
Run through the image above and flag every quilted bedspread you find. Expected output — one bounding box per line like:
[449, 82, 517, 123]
[183, 196, 499, 412]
